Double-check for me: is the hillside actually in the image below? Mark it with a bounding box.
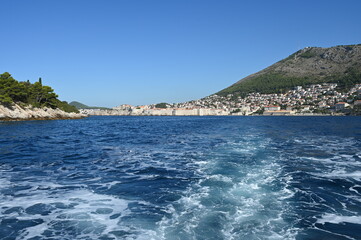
[69,101,109,110]
[218,44,361,96]
[69,101,90,109]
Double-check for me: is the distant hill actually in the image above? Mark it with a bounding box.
[69,101,90,109]
[69,101,109,110]
[218,44,361,96]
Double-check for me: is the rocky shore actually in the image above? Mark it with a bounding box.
[0,104,87,121]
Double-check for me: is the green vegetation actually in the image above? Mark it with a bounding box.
[69,101,90,109]
[299,49,317,58]
[219,73,312,96]
[218,44,361,96]
[230,108,241,113]
[0,72,78,113]
[69,101,109,110]
[334,67,361,91]
[155,102,169,108]
[218,68,361,97]
[254,108,264,115]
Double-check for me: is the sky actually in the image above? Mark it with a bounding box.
[1,0,361,107]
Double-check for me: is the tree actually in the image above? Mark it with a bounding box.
[0,72,77,112]
[0,72,25,104]
[155,102,168,108]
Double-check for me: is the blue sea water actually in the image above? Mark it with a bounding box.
[0,116,361,240]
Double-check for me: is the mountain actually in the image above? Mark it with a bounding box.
[69,101,109,110]
[218,44,361,96]
[69,101,90,109]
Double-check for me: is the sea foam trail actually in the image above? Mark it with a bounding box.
[156,133,297,240]
[1,116,361,240]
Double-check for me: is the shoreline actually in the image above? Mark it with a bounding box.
[0,103,87,122]
[83,113,352,117]
[0,116,86,122]
[80,108,353,117]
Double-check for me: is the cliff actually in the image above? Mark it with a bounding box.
[0,103,87,121]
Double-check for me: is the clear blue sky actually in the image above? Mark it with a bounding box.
[1,0,360,107]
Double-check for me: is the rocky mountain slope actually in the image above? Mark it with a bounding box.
[0,103,86,121]
[218,44,361,96]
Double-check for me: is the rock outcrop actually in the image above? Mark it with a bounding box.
[0,104,87,121]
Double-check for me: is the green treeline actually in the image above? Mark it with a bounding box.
[155,102,169,108]
[0,72,78,113]
[218,67,361,96]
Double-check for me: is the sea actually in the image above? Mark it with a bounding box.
[0,116,361,240]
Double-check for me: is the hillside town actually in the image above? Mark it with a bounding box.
[80,83,361,116]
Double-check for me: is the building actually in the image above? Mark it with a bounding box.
[263,110,294,115]
[264,105,281,111]
[113,104,133,110]
[335,102,349,110]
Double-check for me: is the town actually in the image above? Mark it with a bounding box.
[80,83,361,116]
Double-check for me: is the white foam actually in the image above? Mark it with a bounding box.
[206,174,233,183]
[349,185,361,194]
[1,185,130,240]
[305,155,361,167]
[98,180,122,189]
[156,135,298,240]
[319,170,361,180]
[317,213,361,225]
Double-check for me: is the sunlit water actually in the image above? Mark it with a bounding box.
[1,116,361,240]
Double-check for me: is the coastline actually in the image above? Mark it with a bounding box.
[83,113,347,117]
[80,106,354,117]
[0,116,86,122]
[0,103,87,122]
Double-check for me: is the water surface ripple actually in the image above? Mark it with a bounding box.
[0,116,361,240]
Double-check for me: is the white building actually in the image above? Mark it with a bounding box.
[264,105,281,111]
